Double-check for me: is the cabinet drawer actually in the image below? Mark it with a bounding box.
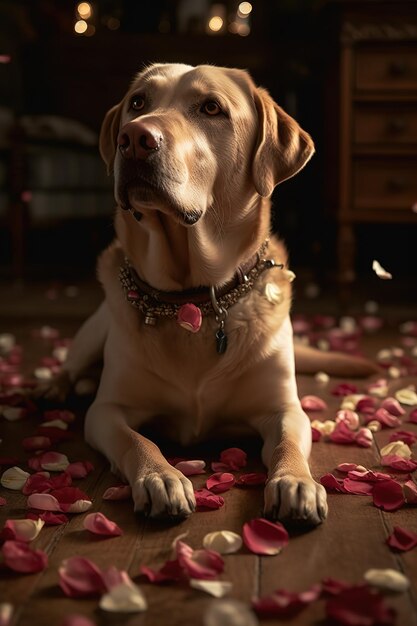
[353,160,417,210]
[354,106,417,145]
[355,48,417,91]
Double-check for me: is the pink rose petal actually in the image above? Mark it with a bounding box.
[206,472,235,494]
[2,540,48,573]
[365,408,401,428]
[325,584,396,626]
[235,473,267,487]
[337,463,360,473]
[300,395,327,411]
[356,396,377,413]
[22,436,52,452]
[174,460,206,476]
[329,421,357,445]
[194,488,224,510]
[342,479,373,495]
[61,615,96,626]
[381,455,417,472]
[219,447,247,470]
[242,518,289,555]
[0,496,6,506]
[253,585,321,619]
[387,526,417,551]
[335,409,359,430]
[102,485,132,501]
[140,560,184,584]
[176,540,224,580]
[388,430,417,446]
[408,408,417,424]
[355,427,373,448]
[320,473,348,493]
[211,461,232,472]
[372,480,405,511]
[347,470,390,482]
[59,557,107,597]
[83,512,123,537]
[65,461,94,479]
[381,397,406,416]
[331,383,358,397]
[177,303,202,333]
[404,480,417,504]
[27,492,62,511]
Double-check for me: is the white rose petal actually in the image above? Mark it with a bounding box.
[315,371,329,384]
[380,441,412,459]
[322,420,336,436]
[204,599,259,626]
[52,346,68,363]
[317,339,330,352]
[203,531,242,554]
[364,568,409,592]
[1,467,30,490]
[42,454,70,472]
[395,388,417,406]
[2,407,26,421]
[67,499,92,513]
[34,367,53,381]
[340,316,357,332]
[372,260,392,280]
[367,420,382,433]
[0,334,15,354]
[388,366,401,379]
[190,579,233,598]
[6,519,44,542]
[377,349,392,361]
[99,581,147,613]
[41,419,68,430]
[264,283,283,305]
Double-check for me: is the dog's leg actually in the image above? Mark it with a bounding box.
[85,402,196,519]
[253,317,328,526]
[36,301,109,402]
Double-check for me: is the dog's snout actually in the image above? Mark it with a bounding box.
[117,121,163,160]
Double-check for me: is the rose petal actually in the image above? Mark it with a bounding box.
[404,480,417,504]
[190,579,233,598]
[337,463,361,473]
[322,578,352,595]
[331,383,358,397]
[51,487,92,512]
[372,259,392,279]
[194,488,224,510]
[204,599,259,626]
[235,473,267,487]
[22,436,52,452]
[395,387,417,406]
[347,469,391,482]
[253,585,321,618]
[219,448,247,470]
[60,615,96,626]
[380,441,412,459]
[389,430,417,446]
[380,397,406,416]
[206,472,235,494]
[387,526,417,551]
[26,511,68,525]
[355,396,377,413]
[326,584,396,626]
[242,518,289,555]
[140,560,183,584]
[312,427,321,442]
[65,461,94,479]
[300,395,327,411]
[372,480,405,511]
[102,485,132,501]
[335,409,360,430]
[59,557,107,597]
[83,512,122,537]
[40,418,68,430]
[1,540,48,573]
[0,457,20,467]
[364,568,409,592]
[381,455,417,472]
[99,580,147,613]
[39,451,70,472]
[2,519,44,542]
[175,540,224,580]
[365,408,401,429]
[42,409,75,423]
[203,531,242,554]
[27,493,62,511]
[0,497,6,506]
[320,473,348,493]
[174,460,206,476]
[342,479,373,495]
[1,466,30,490]
[329,421,357,445]
[0,603,13,626]
[355,427,373,448]
[2,407,28,421]
[35,427,73,444]
[408,409,417,424]
[22,472,52,495]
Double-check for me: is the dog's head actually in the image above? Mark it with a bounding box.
[100,63,314,227]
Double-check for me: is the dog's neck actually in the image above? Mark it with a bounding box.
[115,196,271,291]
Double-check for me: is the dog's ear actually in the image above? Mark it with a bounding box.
[99,103,122,174]
[252,87,315,197]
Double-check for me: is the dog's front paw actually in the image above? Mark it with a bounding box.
[132,469,196,521]
[264,474,328,527]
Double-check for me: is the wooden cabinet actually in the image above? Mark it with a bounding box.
[323,1,417,288]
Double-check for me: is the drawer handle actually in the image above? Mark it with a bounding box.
[387,178,406,192]
[387,117,407,133]
[388,61,409,77]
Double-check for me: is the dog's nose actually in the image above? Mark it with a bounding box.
[117,121,163,160]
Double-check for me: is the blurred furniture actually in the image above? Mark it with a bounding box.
[323,0,417,292]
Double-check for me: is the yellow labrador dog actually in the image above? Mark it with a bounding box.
[43,63,376,525]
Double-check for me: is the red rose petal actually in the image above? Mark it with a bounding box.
[235,473,267,487]
[320,473,348,493]
[35,427,73,444]
[312,427,321,442]
[242,518,289,555]
[219,447,247,470]
[42,409,76,424]
[331,383,358,397]
[356,396,377,413]
[253,585,321,618]
[140,560,183,584]
[27,510,68,525]
[388,430,417,446]
[365,408,401,428]
[404,480,417,504]
[329,421,357,445]
[300,395,327,411]
[22,436,52,452]
[347,470,390,482]
[206,472,235,494]
[322,577,352,595]
[0,496,6,506]
[408,409,417,424]
[59,556,107,597]
[2,540,48,573]
[194,488,224,510]
[176,540,224,580]
[381,455,417,472]
[372,480,405,511]
[326,585,396,626]
[387,525,417,551]
[342,479,373,496]
[0,457,20,467]
[83,512,123,537]
[22,472,52,495]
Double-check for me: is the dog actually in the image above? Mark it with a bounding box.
[40,63,377,525]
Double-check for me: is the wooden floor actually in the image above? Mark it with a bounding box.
[1,313,417,626]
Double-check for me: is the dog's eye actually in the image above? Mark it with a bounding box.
[130,95,145,111]
[201,100,222,116]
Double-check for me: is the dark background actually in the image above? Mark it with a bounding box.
[0,0,415,299]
